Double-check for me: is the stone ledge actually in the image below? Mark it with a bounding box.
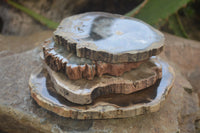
[0,32,199,133]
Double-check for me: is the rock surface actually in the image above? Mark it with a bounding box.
[0,30,52,54]
[160,33,200,104]
[0,0,87,35]
[0,32,199,132]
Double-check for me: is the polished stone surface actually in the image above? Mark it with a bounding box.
[29,57,174,119]
[54,12,164,63]
[41,57,161,104]
[55,12,164,53]
[44,38,92,66]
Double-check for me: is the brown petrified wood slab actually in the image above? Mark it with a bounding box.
[53,12,164,63]
[43,38,144,80]
[41,57,162,104]
[29,57,174,119]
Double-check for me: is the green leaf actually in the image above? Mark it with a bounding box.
[7,0,59,30]
[168,13,188,38]
[125,0,148,17]
[132,0,191,26]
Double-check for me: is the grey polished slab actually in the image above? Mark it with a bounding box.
[54,12,164,63]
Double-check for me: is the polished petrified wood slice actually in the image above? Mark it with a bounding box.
[42,57,162,104]
[29,58,175,119]
[43,38,144,80]
[53,12,164,63]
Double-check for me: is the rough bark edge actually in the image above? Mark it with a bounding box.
[53,12,165,63]
[45,60,162,104]
[54,34,164,63]
[43,38,144,80]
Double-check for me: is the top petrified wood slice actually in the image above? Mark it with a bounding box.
[53,12,164,63]
[43,38,143,80]
[44,57,162,104]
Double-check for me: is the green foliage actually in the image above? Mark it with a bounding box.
[179,0,196,18]
[125,0,148,17]
[7,0,195,38]
[7,0,59,30]
[126,0,191,38]
[127,0,191,25]
[182,5,195,18]
[168,14,188,38]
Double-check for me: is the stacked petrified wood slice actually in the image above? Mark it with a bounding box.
[29,12,175,119]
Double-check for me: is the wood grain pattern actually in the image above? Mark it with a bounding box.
[43,57,162,104]
[53,12,165,63]
[29,57,175,119]
[43,38,144,80]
